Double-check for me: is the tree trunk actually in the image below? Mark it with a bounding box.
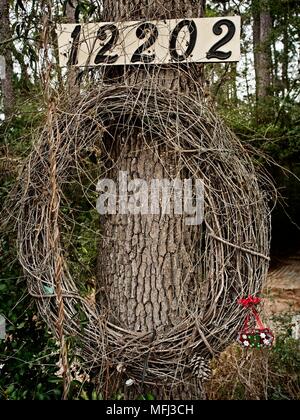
[65,0,79,91]
[252,0,261,101]
[0,0,15,118]
[252,0,273,121]
[258,2,272,100]
[65,0,78,21]
[282,10,290,95]
[97,0,206,399]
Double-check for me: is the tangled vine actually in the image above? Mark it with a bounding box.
[4,81,273,397]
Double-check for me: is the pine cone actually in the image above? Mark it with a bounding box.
[190,354,212,381]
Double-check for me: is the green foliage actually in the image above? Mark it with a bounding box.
[269,330,300,400]
[138,393,156,401]
[0,235,62,400]
[219,99,300,163]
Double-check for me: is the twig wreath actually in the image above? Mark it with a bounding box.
[5,82,273,391]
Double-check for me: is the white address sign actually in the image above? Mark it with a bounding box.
[57,16,241,67]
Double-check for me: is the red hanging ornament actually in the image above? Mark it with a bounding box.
[238,296,262,308]
[237,296,274,349]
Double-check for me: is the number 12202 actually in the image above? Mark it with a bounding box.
[57,17,241,67]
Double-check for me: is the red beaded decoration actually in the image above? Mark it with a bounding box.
[237,296,274,349]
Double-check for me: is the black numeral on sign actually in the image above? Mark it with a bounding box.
[94,24,119,64]
[206,19,236,60]
[67,18,238,66]
[131,23,159,64]
[169,20,197,62]
[68,25,81,66]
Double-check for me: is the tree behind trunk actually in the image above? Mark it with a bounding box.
[252,0,273,121]
[0,0,15,118]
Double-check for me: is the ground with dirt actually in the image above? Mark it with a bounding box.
[265,252,300,317]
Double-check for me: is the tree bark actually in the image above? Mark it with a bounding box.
[0,0,15,118]
[258,1,272,100]
[252,0,261,101]
[65,0,78,21]
[99,136,201,332]
[282,10,290,95]
[65,0,79,91]
[252,0,273,121]
[97,0,206,399]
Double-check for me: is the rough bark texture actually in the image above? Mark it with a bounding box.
[102,0,203,21]
[252,0,261,100]
[0,0,15,118]
[65,0,79,91]
[65,0,78,21]
[97,0,205,399]
[252,0,272,100]
[252,0,273,122]
[99,135,201,332]
[259,3,272,99]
